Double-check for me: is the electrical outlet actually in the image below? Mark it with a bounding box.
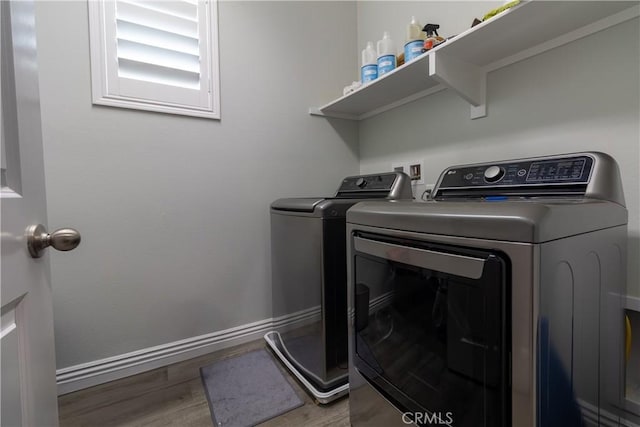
[408,159,425,185]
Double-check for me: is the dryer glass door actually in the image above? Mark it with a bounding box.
[352,233,510,427]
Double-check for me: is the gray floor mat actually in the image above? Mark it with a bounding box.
[200,349,303,427]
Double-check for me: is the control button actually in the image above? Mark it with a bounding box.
[517,169,527,177]
[464,173,474,180]
[484,166,505,183]
[356,178,367,188]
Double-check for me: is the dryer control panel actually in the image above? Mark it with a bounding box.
[439,155,593,188]
[433,154,603,200]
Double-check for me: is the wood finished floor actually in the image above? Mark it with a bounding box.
[58,339,350,427]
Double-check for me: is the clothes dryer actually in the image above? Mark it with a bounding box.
[347,152,627,426]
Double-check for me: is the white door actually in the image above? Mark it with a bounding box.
[1,1,79,425]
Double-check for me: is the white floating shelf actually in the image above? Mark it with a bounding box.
[311,0,639,121]
[310,53,443,120]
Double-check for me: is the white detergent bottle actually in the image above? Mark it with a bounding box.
[404,16,424,62]
[376,31,396,76]
[361,41,378,84]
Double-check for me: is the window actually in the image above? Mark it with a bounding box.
[88,0,220,119]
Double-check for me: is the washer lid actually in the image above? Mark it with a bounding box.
[347,199,627,243]
[271,198,326,213]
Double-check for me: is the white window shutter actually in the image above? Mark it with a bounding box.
[89,0,220,119]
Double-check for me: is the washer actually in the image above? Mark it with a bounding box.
[346,152,627,426]
[265,172,412,403]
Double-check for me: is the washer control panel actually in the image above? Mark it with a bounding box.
[338,173,398,192]
[334,172,413,200]
[438,155,593,189]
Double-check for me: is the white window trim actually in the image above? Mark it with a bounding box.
[88,0,221,119]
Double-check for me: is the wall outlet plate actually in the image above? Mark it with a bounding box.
[408,159,424,185]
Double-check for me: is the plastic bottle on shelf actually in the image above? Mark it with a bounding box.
[360,41,378,84]
[404,16,424,62]
[376,31,396,76]
[422,24,445,52]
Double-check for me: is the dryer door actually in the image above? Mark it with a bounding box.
[352,232,510,427]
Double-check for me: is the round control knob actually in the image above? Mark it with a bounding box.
[484,166,505,183]
[356,178,367,188]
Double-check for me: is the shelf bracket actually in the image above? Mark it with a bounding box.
[429,51,487,119]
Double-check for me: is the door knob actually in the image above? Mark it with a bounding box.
[26,224,81,258]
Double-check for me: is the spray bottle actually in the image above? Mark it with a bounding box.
[376,31,396,76]
[422,24,445,52]
[361,41,378,84]
[404,16,424,62]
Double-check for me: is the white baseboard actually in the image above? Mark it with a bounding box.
[56,306,321,395]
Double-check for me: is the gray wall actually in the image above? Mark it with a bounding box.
[35,1,359,368]
[35,0,640,372]
[357,5,640,297]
